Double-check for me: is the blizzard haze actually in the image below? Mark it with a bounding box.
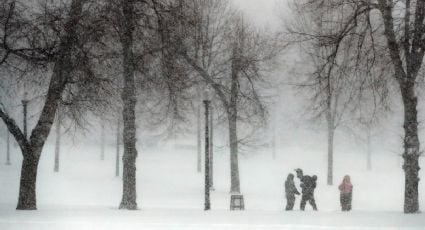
[1,0,425,229]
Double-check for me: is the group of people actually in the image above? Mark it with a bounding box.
[284,168,353,211]
[284,168,318,211]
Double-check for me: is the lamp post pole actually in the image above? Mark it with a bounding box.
[101,120,105,161]
[54,113,61,172]
[22,94,29,139]
[209,105,214,190]
[6,130,10,165]
[204,99,211,211]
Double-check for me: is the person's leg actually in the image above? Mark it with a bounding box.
[309,195,318,211]
[286,196,295,211]
[300,195,307,211]
[347,193,352,211]
[341,194,347,211]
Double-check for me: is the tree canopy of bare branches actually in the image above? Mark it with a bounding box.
[289,0,425,213]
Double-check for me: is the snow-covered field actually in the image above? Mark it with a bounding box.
[1,133,425,230]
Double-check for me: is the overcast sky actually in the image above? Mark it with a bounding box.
[232,0,288,29]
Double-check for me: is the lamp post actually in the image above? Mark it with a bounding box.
[203,89,211,211]
[54,113,61,172]
[6,130,10,165]
[22,93,29,139]
[101,120,105,161]
[209,103,214,190]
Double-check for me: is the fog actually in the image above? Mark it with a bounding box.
[1,0,425,229]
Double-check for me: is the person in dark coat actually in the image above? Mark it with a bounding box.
[295,168,304,181]
[338,175,353,211]
[295,169,318,211]
[285,173,300,210]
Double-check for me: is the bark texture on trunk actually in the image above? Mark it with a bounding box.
[13,0,83,210]
[401,82,420,213]
[119,0,138,210]
[377,0,423,213]
[16,153,40,210]
[204,100,211,210]
[15,62,68,210]
[116,117,121,177]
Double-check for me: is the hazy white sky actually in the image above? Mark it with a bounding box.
[232,0,289,28]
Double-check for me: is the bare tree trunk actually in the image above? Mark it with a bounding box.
[400,82,420,213]
[119,0,138,210]
[16,153,40,210]
[197,98,202,173]
[116,116,121,177]
[272,124,276,160]
[0,0,84,210]
[54,117,61,172]
[100,120,105,161]
[15,69,67,210]
[204,100,211,210]
[326,114,334,186]
[366,127,372,171]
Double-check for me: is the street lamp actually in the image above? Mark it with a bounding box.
[54,113,61,172]
[203,88,212,211]
[6,130,10,165]
[101,119,105,161]
[22,92,29,139]
[209,102,214,191]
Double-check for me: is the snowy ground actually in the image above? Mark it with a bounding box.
[1,135,425,229]
[1,207,425,230]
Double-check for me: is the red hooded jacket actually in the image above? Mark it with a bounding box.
[338,175,353,194]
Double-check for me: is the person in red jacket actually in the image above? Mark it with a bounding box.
[338,175,353,211]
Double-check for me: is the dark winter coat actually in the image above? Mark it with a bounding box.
[300,175,317,195]
[285,174,300,198]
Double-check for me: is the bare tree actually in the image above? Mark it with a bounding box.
[116,0,138,210]
[289,0,423,213]
[0,0,110,210]
[168,0,282,195]
[100,0,201,209]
